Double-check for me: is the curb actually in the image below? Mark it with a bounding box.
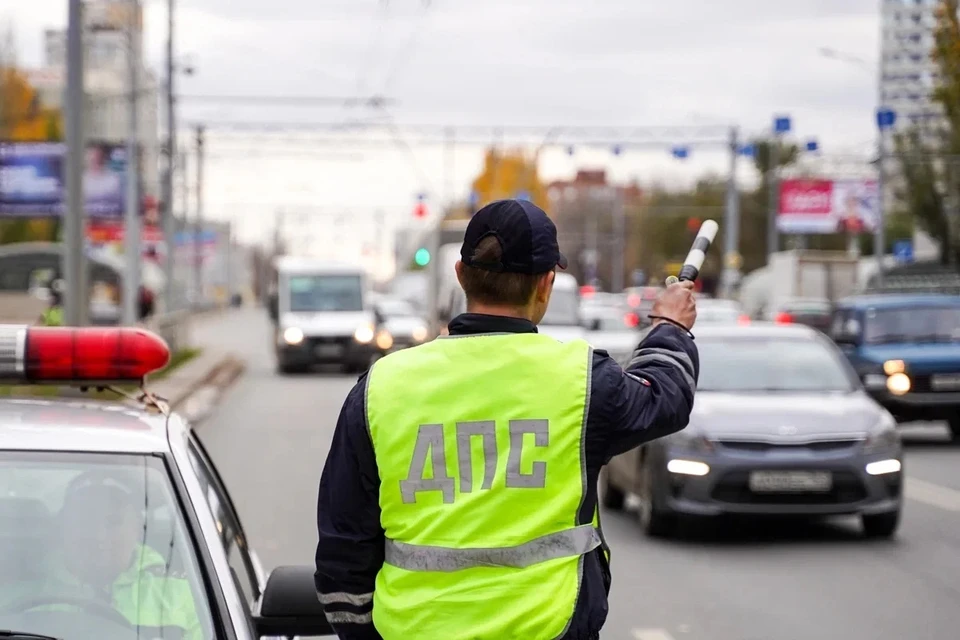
[169,355,247,425]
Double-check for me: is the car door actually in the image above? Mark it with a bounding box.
[184,434,267,616]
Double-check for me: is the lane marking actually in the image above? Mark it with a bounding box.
[905,476,960,512]
[632,629,676,640]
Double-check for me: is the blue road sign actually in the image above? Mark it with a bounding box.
[516,191,531,201]
[774,115,792,134]
[416,192,426,202]
[671,146,690,159]
[612,144,623,156]
[738,144,756,158]
[805,139,819,152]
[877,107,897,130]
[893,240,914,263]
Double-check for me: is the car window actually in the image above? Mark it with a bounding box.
[698,336,856,392]
[186,438,261,604]
[0,451,216,640]
[284,274,363,312]
[863,305,960,344]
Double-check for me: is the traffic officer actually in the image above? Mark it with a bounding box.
[44,475,203,638]
[40,279,64,327]
[316,199,699,640]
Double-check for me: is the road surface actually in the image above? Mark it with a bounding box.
[194,308,960,640]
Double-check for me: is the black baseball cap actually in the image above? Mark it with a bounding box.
[460,199,567,274]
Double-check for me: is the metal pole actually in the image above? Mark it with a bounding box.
[162,0,176,312]
[122,0,141,325]
[767,136,781,262]
[612,188,625,292]
[194,125,204,309]
[722,126,741,296]
[178,148,188,309]
[63,0,88,326]
[874,133,886,287]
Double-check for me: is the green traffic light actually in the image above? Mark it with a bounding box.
[414,248,431,266]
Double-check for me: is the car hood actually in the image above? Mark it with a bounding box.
[690,391,884,440]
[384,316,426,337]
[538,325,587,342]
[859,343,960,374]
[281,311,374,337]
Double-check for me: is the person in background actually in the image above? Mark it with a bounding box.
[40,279,64,327]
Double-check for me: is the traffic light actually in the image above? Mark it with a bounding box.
[414,248,431,267]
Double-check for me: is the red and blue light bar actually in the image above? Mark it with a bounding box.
[0,325,170,384]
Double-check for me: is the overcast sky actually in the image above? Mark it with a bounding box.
[6,0,882,265]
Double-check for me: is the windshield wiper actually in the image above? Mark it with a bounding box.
[0,631,62,640]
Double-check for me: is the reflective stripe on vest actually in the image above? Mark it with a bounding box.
[366,332,595,640]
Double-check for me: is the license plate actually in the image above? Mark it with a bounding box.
[748,471,832,493]
[931,374,960,391]
[314,344,344,358]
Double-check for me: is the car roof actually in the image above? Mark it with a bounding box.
[838,293,960,309]
[694,322,820,340]
[0,398,180,454]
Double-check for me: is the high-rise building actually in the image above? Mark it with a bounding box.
[879,0,942,132]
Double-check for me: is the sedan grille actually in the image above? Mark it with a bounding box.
[717,440,861,453]
[711,470,868,505]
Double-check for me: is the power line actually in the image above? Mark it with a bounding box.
[180,94,396,107]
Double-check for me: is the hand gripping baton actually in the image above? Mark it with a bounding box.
[665,220,719,286]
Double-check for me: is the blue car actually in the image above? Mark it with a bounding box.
[830,294,960,438]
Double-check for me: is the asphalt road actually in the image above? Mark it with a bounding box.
[194,308,960,640]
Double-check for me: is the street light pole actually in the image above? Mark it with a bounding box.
[64,0,88,326]
[122,0,142,326]
[162,0,176,312]
[193,125,205,309]
[722,126,741,296]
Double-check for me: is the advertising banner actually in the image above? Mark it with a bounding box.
[778,178,879,234]
[0,141,128,219]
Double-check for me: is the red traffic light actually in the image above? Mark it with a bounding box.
[414,202,428,219]
[686,217,701,233]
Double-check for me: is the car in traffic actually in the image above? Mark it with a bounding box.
[373,296,431,351]
[0,325,333,640]
[696,298,750,325]
[765,297,833,332]
[582,302,641,364]
[831,293,960,439]
[268,257,388,374]
[601,323,903,539]
[538,272,588,342]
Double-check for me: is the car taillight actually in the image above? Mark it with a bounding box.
[0,326,171,383]
[626,294,641,308]
[737,314,751,325]
[624,312,640,328]
[774,312,793,324]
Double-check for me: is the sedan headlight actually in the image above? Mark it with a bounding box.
[412,325,428,342]
[354,323,375,344]
[666,429,715,454]
[375,329,394,350]
[282,326,304,345]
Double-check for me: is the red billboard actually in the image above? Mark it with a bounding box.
[778,178,878,234]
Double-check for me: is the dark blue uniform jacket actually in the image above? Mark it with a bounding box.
[315,313,700,640]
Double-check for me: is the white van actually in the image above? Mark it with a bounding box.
[538,272,587,342]
[268,257,384,374]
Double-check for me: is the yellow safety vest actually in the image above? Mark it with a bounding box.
[42,307,64,327]
[366,333,599,640]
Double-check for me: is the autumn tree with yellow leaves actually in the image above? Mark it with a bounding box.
[469,148,548,213]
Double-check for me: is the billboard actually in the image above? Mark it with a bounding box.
[0,141,128,219]
[778,178,879,234]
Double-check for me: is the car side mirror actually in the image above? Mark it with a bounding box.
[254,566,335,637]
[267,293,278,322]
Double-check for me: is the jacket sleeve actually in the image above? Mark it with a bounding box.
[593,322,700,462]
[315,372,385,640]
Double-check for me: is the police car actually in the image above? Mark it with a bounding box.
[0,325,332,640]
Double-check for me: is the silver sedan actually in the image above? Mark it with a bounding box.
[601,323,903,539]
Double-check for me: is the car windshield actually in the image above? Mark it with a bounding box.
[698,336,855,392]
[286,274,363,312]
[378,298,417,318]
[864,305,960,344]
[0,452,215,640]
[541,289,580,326]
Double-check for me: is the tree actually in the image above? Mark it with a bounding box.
[893,0,960,264]
[470,148,548,212]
